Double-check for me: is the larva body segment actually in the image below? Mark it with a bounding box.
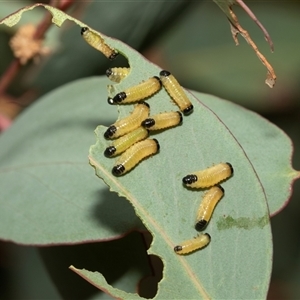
[141,111,182,130]
[104,102,150,139]
[182,163,233,188]
[106,67,130,83]
[81,27,118,60]
[174,233,211,255]
[104,127,149,157]
[195,185,224,231]
[112,139,160,176]
[159,70,193,115]
[111,77,161,104]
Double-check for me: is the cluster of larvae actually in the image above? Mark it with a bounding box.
[81,26,234,256]
[103,68,194,176]
[81,27,193,176]
[174,163,234,255]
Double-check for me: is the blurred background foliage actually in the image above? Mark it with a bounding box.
[0,0,299,299]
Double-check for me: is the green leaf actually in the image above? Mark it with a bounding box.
[199,95,299,216]
[90,88,273,299]
[87,29,298,298]
[0,77,145,244]
[1,74,296,240]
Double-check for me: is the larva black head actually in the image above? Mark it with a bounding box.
[174,245,182,253]
[104,146,116,157]
[195,220,208,231]
[226,162,234,175]
[81,27,88,35]
[183,105,194,116]
[107,97,115,105]
[109,51,119,61]
[182,174,198,185]
[141,118,155,128]
[153,138,160,151]
[159,70,171,77]
[104,125,117,139]
[177,111,183,124]
[113,92,127,103]
[106,68,112,77]
[112,164,125,176]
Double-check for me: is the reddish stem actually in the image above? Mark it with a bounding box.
[0,60,21,95]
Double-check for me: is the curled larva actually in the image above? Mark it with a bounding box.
[104,127,149,157]
[106,67,130,83]
[112,139,160,176]
[104,102,150,139]
[110,77,161,104]
[174,233,211,255]
[81,27,118,60]
[159,70,193,115]
[141,111,182,130]
[195,185,224,231]
[182,163,233,188]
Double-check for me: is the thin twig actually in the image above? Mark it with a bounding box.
[228,8,276,88]
[0,60,20,95]
[235,0,274,52]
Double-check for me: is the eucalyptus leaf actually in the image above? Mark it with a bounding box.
[86,26,298,298]
[89,82,273,298]
[200,94,299,216]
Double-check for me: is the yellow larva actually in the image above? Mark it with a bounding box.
[104,127,149,157]
[182,163,233,188]
[104,102,150,139]
[110,77,161,104]
[141,111,182,130]
[106,67,130,83]
[112,139,160,176]
[195,185,224,231]
[174,233,211,255]
[159,70,193,115]
[81,27,118,60]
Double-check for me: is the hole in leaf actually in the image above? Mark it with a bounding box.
[39,231,163,298]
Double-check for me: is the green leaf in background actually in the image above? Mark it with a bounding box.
[0,77,145,244]
[157,1,300,113]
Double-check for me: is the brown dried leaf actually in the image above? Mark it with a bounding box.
[213,0,276,87]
